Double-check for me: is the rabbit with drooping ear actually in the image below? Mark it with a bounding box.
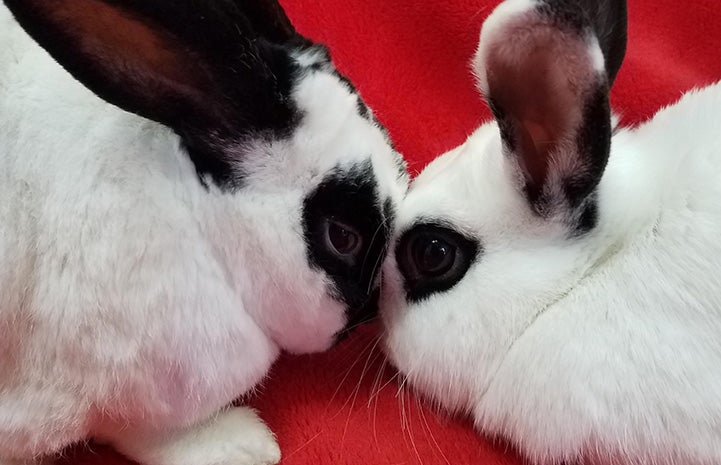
[0,0,408,464]
[380,0,721,463]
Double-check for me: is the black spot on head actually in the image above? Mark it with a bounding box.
[396,220,481,303]
[572,195,599,236]
[181,37,310,189]
[302,160,392,330]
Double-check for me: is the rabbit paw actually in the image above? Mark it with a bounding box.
[108,407,281,465]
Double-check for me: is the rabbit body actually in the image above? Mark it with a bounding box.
[0,3,277,457]
[380,0,721,463]
[477,83,721,463]
[0,0,405,463]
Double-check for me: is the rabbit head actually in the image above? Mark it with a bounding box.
[380,0,640,460]
[3,0,408,355]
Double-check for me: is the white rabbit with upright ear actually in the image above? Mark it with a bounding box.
[0,0,407,464]
[381,0,721,464]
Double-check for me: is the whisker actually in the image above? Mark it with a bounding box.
[399,379,408,431]
[340,335,384,447]
[326,333,378,414]
[417,394,451,465]
[367,353,389,408]
[396,372,411,398]
[365,241,389,295]
[369,351,391,451]
[406,394,423,465]
[358,216,389,291]
[369,369,399,406]
[339,316,378,338]
[282,430,324,461]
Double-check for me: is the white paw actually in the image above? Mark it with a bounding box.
[108,407,281,465]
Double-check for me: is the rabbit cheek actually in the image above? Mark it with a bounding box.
[302,160,394,343]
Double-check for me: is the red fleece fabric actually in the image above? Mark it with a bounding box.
[64,1,721,464]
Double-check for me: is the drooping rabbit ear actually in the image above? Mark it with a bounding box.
[473,0,627,218]
[3,0,298,138]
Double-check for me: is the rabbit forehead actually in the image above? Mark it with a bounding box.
[399,124,531,235]
[237,69,406,196]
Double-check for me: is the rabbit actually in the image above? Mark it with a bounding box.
[379,0,721,464]
[0,0,408,464]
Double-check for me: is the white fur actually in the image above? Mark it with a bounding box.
[472,0,537,95]
[103,407,280,465]
[381,2,721,464]
[0,3,406,463]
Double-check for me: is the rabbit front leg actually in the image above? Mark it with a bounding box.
[100,407,281,465]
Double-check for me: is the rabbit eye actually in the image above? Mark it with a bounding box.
[396,223,479,302]
[325,218,363,257]
[410,237,455,277]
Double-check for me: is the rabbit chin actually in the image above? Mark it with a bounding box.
[266,297,348,355]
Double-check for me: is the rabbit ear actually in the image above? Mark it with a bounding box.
[585,0,627,86]
[4,0,298,139]
[231,0,298,44]
[473,0,627,216]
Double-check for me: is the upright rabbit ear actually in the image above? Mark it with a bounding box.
[474,0,627,220]
[3,0,298,139]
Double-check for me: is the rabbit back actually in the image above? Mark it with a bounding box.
[0,11,277,457]
[476,82,721,464]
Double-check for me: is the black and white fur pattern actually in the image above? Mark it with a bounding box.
[0,0,407,463]
[381,0,721,464]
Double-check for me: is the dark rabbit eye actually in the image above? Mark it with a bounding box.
[411,237,455,277]
[397,223,479,301]
[325,219,363,257]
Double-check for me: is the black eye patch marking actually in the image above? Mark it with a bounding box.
[396,221,481,303]
[302,160,393,321]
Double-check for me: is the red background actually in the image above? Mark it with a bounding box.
[64,0,721,464]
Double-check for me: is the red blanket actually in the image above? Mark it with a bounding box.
[66,0,721,464]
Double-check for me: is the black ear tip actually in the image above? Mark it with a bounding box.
[474,0,619,222]
[586,0,629,84]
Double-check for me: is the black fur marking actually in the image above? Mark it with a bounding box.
[537,0,627,84]
[396,221,480,303]
[231,0,297,44]
[180,141,235,189]
[513,84,610,225]
[302,160,392,329]
[566,85,612,207]
[573,194,599,235]
[489,0,621,223]
[5,0,310,189]
[383,198,396,227]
